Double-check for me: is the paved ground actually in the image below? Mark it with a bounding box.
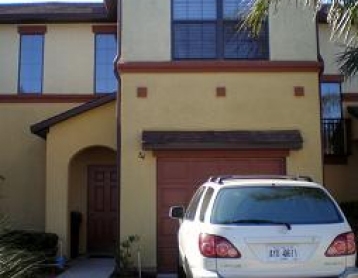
[57,257,115,278]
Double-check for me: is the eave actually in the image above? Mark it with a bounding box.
[31,93,116,139]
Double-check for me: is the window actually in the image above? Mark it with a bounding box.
[185,186,205,221]
[172,0,269,60]
[18,34,44,94]
[321,82,342,119]
[199,187,214,222]
[211,187,343,225]
[95,33,117,94]
[320,82,347,156]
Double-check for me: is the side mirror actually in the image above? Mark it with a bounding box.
[169,206,184,219]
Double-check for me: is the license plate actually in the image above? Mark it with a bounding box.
[267,245,299,261]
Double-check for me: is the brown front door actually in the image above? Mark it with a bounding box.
[88,165,118,255]
[157,151,286,273]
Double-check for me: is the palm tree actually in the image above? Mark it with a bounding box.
[241,0,358,77]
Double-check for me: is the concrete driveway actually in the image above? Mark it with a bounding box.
[57,257,115,278]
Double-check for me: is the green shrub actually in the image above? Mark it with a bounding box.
[0,230,58,258]
[0,216,43,278]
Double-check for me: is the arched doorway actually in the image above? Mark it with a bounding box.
[69,146,117,256]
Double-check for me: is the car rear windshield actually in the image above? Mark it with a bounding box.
[211,186,344,225]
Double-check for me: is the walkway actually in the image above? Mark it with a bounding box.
[57,257,115,278]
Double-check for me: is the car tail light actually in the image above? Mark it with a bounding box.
[325,232,356,257]
[199,233,241,258]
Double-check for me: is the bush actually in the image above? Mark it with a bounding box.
[0,230,58,258]
[0,216,44,277]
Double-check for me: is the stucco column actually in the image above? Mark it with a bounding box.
[46,141,70,257]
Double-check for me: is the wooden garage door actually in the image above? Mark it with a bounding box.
[157,151,285,273]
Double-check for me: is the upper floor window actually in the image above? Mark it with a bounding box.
[172,0,269,60]
[95,33,117,94]
[18,33,45,94]
[321,82,342,119]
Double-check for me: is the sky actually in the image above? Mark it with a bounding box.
[0,0,102,3]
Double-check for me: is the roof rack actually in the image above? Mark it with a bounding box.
[208,175,313,184]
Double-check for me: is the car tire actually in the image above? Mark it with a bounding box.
[178,264,186,278]
[177,254,186,278]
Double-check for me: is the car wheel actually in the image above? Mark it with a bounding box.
[178,264,186,278]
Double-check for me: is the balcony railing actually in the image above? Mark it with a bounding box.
[322,118,351,156]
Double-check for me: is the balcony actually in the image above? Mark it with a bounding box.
[322,118,351,164]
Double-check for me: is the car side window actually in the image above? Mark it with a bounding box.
[199,187,214,222]
[185,186,205,221]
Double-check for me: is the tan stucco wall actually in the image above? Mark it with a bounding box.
[69,147,116,255]
[269,2,317,61]
[121,1,317,62]
[0,25,18,93]
[46,101,116,256]
[120,72,322,268]
[44,24,94,94]
[324,144,358,202]
[0,23,97,95]
[0,103,78,230]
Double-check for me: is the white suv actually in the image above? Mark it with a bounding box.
[169,175,358,278]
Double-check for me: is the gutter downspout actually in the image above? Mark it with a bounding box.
[316,14,325,185]
[114,0,122,272]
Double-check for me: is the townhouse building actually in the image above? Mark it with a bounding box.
[0,0,118,257]
[0,0,357,275]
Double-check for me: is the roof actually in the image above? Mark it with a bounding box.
[142,130,303,150]
[0,2,116,24]
[31,93,116,139]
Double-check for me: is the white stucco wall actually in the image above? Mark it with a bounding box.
[121,0,171,62]
[319,24,358,93]
[0,25,19,93]
[269,1,317,61]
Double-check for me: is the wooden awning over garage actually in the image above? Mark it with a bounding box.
[142,130,303,151]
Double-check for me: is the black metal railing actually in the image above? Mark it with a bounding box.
[322,118,351,156]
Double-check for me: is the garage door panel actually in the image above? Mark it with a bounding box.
[157,154,285,273]
[248,158,285,174]
[160,218,179,237]
[159,188,187,207]
[157,160,190,182]
[157,248,178,271]
[218,159,250,174]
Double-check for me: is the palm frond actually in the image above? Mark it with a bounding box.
[338,45,358,77]
[241,0,358,46]
[240,0,325,36]
[239,0,271,36]
[327,0,358,44]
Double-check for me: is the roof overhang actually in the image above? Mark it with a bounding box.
[31,93,116,139]
[142,130,303,151]
[0,2,116,24]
